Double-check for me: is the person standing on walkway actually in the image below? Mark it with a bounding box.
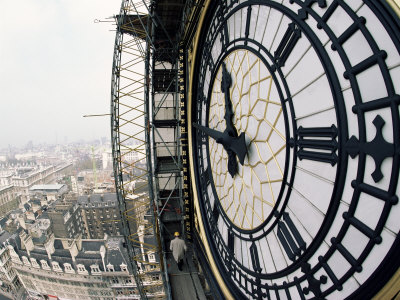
[170,232,187,271]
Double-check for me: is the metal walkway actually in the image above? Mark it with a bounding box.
[166,245,206,300]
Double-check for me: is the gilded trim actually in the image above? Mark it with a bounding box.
[387,0,400,17]
[373,3,400,300]
[372,267,400,300]
[187,0,234,298]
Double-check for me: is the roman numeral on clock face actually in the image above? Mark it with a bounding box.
[212,203,219,223]
[277,212,306,261]
[273,22,301,69]
[201,167,211,186]
[218,5,229,48]
[227,229,235,253]
[244,6,252,44]
[250,242,262,273]
[296,125,338,166]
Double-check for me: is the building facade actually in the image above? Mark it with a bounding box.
[9,235,139,300]
[78,194,122,239]
[29,184,68,201]
[0,232,22,299]
[1,163,72,203]
[48,200,85,239]
[0,186,19,216]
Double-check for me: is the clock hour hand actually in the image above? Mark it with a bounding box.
[221,62,238,138]
[193,123,247,166]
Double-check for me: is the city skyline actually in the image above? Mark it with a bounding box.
[0,1,121,149]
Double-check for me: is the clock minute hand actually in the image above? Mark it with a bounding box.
[193,123,247,165]
[220,62,248,167]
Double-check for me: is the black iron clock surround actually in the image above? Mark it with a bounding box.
[189,1,400,299]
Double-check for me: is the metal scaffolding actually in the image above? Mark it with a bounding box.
[111,1,166,299]
[110,0,196,299]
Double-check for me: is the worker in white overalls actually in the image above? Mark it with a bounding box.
[170,232,187,271]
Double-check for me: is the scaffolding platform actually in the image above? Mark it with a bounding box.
[166,245,207,300]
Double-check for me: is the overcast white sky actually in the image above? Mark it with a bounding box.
[0,0,122,148]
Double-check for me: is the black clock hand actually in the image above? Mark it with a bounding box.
[193,123,247,166]
[221,62,238,138]
[220,62,248,177]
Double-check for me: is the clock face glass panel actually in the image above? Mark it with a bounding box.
[190,1,400,299]
[208,49,287,230]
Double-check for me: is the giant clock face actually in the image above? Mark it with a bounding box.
[189,0,400,299]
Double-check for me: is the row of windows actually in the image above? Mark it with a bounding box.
[0,195,11,203]
[87,214,119,219]
[19,258,105,276]
[83,201,116,208]
[30,285,114,300]
[86,208,118,213]
[116,289,137,296]
[111,278,132,284]
[87,224,121,230]
[19,271,109,288]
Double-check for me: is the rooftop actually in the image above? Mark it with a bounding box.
[30,184,66,191]
[0,185,13,192]
[78,193,117,204]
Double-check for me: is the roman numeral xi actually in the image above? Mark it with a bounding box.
[273,22,301,70]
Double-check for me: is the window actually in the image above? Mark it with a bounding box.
[77,264,88,274]
[112,278,119,284]
[52,262,62,272]
[107,264,114,272]
[90,264,101,274]
[120,264,128,272]
[64,263,74,273]
[22,256,31,266]
[40,260,50,270]
[148,254,156,262]
[31,257,40,268]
